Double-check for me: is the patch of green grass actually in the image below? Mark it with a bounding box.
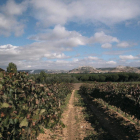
[74,90,85,107]
[0,72,3,78]
[96,98,140,127]
[61,93,71,111]
[39,128,45,134]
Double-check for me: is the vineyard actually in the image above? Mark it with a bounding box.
[0,72,73,140]
[79,82,140,139]
[0,70,140,139]
[79,82,140,121]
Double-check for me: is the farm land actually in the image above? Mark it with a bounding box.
[0,69,140,140]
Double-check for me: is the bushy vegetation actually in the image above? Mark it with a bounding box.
[27,72,140,84]
[71,73,140,82]
[0,71,73,139]
[79,83,140,121]
[28,72,78,84]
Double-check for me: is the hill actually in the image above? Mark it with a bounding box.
[110,66,140,73]
[17,66,140,74]
[69,66,101,73]
[69,66,140,73]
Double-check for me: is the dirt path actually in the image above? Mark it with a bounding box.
[62,90,77,140]
[38,90,94,140]
[62,90,94,140]
[67,90,78,139]
[38,84,140,139]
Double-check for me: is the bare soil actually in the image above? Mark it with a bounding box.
[37,89,94,140]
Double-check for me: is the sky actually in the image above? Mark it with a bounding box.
[0,0,140,70]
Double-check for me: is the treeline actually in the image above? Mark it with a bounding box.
[71,73,140,82]
[4,62,140,83]
[28,72,140,84]
[28,72,79,84]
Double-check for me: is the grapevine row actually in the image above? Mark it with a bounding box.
[79,82,140,120]
[0,72,73,140]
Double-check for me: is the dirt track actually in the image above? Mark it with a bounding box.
[38,84,140,140]
[66,90,78,139]
[38,89,95,140]
[62,90,77,140]
[62,90,94,140]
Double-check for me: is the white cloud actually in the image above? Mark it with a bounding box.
[30,0,140,27]
[119,55,138,60]
[0,44,19,55]
[1,0,140,37]
[30,0,70,27]
[44,53,70,59]
[106,61,116,65]
[0,45,138,70]
[29,25,78,41]
[29,26,119,47]
[29,25,86,47]
[0,0,28,36]
[73,58,79,62]
[0,43,70,64]
[88,56,99,60]
[101,43,112,48]
[0,25,124,70]
[28,27,119,59]
[117,42,130,48]
[30,25,86,45]
[1,0,27,16]
[89,31,119,44]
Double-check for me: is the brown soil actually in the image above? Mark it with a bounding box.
[37,89,94,140]
[73,83,83,90]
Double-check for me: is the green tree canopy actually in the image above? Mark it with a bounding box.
[7,62,17,73]
[99,75,106,82]
[38,71,47,83]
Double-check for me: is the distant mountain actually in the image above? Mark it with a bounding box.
[18,65,140,74]
[97,67,115,71]
[69,66,140,74]
[69,66,101,73]
[109,66,140,73]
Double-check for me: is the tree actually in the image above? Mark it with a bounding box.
[7,62,17,73]
[111,74,119,82]
[118,73,129,82]
[39,71,47,83]
[89,75,99,81]
[99,75,106,82]
[80,75,89,81]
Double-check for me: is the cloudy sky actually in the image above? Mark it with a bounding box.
[0,0,140,70]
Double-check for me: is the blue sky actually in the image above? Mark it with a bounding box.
[0,0,140,70]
